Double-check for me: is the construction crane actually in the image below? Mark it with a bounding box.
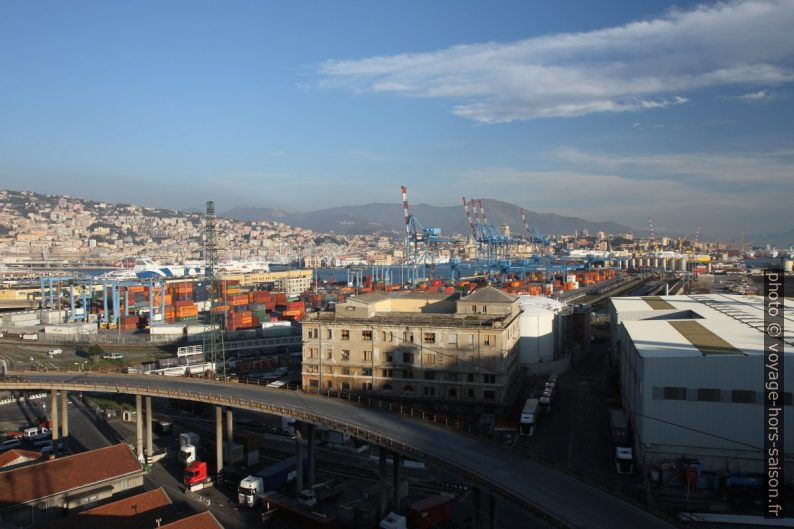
[648,217,656,251]
[401,185,451,286]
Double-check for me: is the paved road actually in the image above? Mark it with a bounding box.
[1,372,676,529]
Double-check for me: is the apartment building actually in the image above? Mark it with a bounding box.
[301,286,521,415]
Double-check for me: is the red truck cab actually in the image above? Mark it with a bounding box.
[184,460,207,486]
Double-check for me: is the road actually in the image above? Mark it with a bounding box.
[1,372,677,529]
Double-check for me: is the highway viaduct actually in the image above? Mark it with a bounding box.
[0,372,677,529]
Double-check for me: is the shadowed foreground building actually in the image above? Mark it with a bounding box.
[0,444,144,527]
[302,287,522,416]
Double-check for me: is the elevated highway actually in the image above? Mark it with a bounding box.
[0,372,676,529]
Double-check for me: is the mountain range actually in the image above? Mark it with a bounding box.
[222,199,632,237]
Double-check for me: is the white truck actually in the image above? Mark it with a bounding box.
[179,432,200,465]
[47,349,63,358]
[520,398,539,436]
[297,479,346,508]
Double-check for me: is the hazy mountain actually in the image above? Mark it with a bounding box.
[222,199,632,236]
[746,228,794,249]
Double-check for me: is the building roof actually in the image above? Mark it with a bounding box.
[462,286,518,303]
[518,295,564,315]
[613,294,793,358]
[33,488,175,529]
[0,449,42,468]
[0,444,142,505]
[160,511,224,529]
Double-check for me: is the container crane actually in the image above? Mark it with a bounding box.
[401,185,451,286]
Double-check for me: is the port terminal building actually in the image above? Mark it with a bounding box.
[610,294,793,479]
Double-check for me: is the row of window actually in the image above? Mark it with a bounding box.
[303,365,498,384]
[306,378,497,399]
[305,348,505,371]
[305,328,498,347]
[655,386,792,405]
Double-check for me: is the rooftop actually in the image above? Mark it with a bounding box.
[0,449,42,469]
[462,286,518,303]
[0,444,142,506]
[159,511,224,529]
[613,294,793,358]
[33,488,175,529]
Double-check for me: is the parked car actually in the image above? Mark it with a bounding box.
[102,353,124,360]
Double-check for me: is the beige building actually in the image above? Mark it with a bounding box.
[302,287,522,415]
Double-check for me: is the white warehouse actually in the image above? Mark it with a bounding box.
[518,296,565,371]
[610,294,793,478]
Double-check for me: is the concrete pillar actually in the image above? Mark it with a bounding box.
[295,423,304,495]
[215,405,223,478]
[145,396,153,461]
[307,424,316,487]
[392,451,402,514]
[135,394,143,460]
[226,407,233,446]
[378,447,387,518]
[50,390,59,445]
[488,494,497,529]
[60,390,68,443]
[472,486,481,529]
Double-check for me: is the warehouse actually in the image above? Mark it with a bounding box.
[610,294,794,478]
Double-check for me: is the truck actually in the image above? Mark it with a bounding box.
[47,349,63,358]
[297,479,346,509]
[261,492,342,529]
[519,398,539,436]
[183,460,212,489]
[179,432,200,465]
[238,455,308,507]
[153,420,172,436]
[281,416,296,437]
[379,495,453,529]
[609,409,633,475]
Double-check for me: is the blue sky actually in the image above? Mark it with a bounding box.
[0,0,792,238]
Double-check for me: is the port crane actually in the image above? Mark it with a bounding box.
[401,185,451,286]
[461,197,521,266]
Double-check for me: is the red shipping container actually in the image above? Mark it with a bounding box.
[174,300,194,308]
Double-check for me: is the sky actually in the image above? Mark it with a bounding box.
[0,0,792,239]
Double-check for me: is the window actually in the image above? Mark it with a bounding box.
[389,332,394,342]
[732,390,756,404]
[383,383,393,392]
[362,382,372,391]
[341,329,350,340]
[326,349,333,360]
[381,331,387,341]
[403,352,414,364]
[362,367,372,376]
[309,380,319,388]
[448,388,457,398]
[424,332,436,344]
[362,330,372,341]
[697,388,721,402]
[467,374,474,383]
[483,390,495,400]
[341,381,350,391]
[341,367,350,375]
[424,371,436,380]
[483,374,496,384]
[663,387,687,400]
[307,348,315,359]
[403,385,414,394]
[424,353,435,365]
[471,305,477,313]
[467,389,475,398]
[341,350,350,361]
[326,329,332,339]
[483,335,491,346]
[385,352,393,363]
[404,369,414,379]
[363,350,372,362]
[424,386,436,396]
[306,328,318,339]
[482,305,487,313]
[409,333,415,343]
[326,380,333,390]
[382,369,393,378]
[448,334,458,345]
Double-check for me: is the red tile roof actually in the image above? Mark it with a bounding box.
[0,444,142,505]
[0,449,43,468]
[160,511,224,529]
[33,488,175,529]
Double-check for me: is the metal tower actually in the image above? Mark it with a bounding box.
[401,185,451,285]
[203,201,226,379]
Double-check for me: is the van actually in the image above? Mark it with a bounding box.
[47,349,63,358]
[102,353,123,360]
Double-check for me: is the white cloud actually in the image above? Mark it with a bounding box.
[737,89,771,101]
[317,0,794,122]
